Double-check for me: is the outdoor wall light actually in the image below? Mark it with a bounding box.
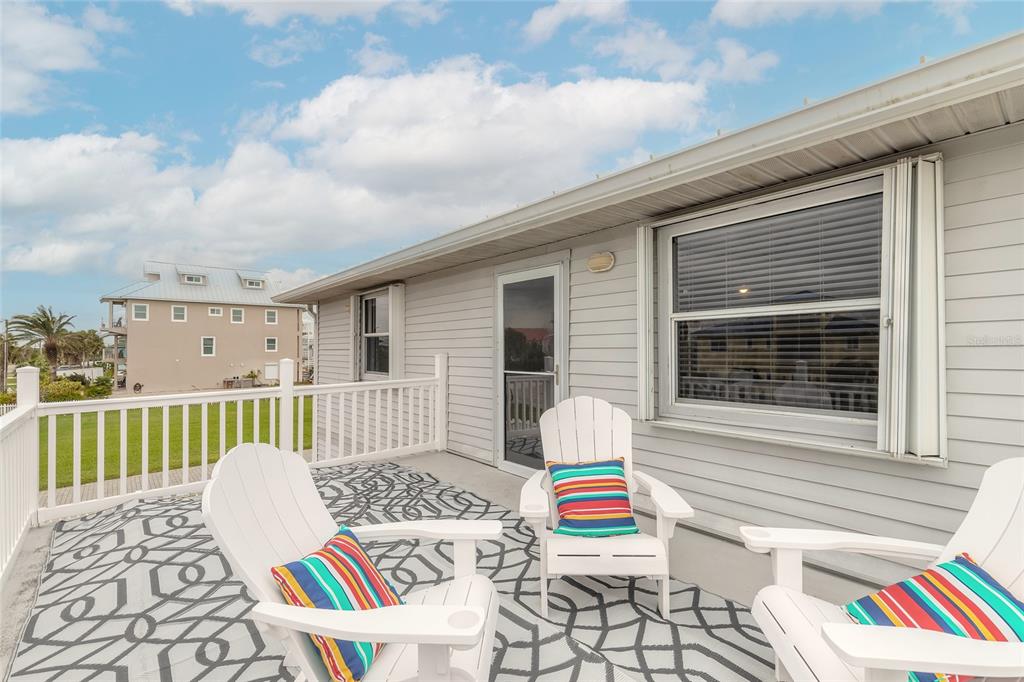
[586,251,615,273]
[738,287,750,294]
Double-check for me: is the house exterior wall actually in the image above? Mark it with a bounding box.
[124,299,301,393]
[314,122,1024,588]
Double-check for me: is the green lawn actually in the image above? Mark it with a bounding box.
[39,396,313,491]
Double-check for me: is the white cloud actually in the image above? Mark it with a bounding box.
[165,0,443,27]
[593,19,695,81]
[710,0,883,28]
[249,22,323,67]
[523,0,628,45]
[2,57,707,277]
[354,33,407,75]
[0,3,126,114]
[703,38,779,83]
[934,0,974,34]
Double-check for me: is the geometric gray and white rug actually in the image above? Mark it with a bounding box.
[8,461,772,681]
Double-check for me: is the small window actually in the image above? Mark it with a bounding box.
[182,274,205,285]
[208,307,223,317]
[171,305,187,322]
[244,279,264,289]
[361,291,389,376]
[132,303,149,321]
[265,337,278,352]
[230,308,244,324]
[201,336,216,357]
[265,309,278,325]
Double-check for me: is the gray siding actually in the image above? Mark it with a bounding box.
[313,123,1023,585]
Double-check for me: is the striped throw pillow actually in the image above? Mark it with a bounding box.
[546,458,639,537]
[844,552,1024,682]
[271,526,403,682]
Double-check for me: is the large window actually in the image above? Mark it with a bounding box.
[132,303,149,321]
[171,305,188,322]
[201,336,215,357]
[652,160,947,460]
[230,308,244,324]
[671,192,882,417]
[360,291,389,376]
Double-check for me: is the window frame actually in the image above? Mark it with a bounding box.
[200,336,216,357]
[171,304,188,322]
[265,336,278,352]
[265,309,278,325]
[359,289,391,379]
[654,173,886,445]
[131,303,149,321]
[244,279,264,289]
[208,306,223,317]
[182,274,205,285]
[230,308,244,324]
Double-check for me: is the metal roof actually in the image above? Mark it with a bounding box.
[275,32,1024,304]
[102,261,304,307]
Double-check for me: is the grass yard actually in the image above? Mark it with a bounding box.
[39,396,313,491]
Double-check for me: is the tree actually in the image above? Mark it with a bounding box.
[10,306,76,381]
[60,330,104,365]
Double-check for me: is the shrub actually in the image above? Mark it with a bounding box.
[66,372,92,386]
[85,375,113,398]
[42,379,85,402]
[0,391,15,405]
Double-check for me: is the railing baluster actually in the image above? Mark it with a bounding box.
[253,398,260,444]
[386,388,393,451]
[325,393,333,460]
[201,403,209,481]
[297,393,305,454]
[427,385,434,446]
[339,393,346,458]
[141,408,149,492]
[374,389,382,454]
[182,405,189,485]
[416,386,423,445]
[270,396,276,447]
[235,399,243,448]
[72,413,82,503]
[119,410,127,496]
[162,405,170,489]
[362,389,370,456]
[97,410,105,501]
[47,415,56,508]
[219,401,226,461]
[311,394,318,461]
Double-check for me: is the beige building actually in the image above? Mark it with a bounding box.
[102,262,303,393]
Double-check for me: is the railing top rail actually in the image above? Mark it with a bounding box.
[294,376,438,395]
[37,385,283,414]
[0,404,35,435]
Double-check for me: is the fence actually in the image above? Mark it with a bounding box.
[0,355,448,588]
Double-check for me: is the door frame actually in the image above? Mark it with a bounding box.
[493,255,569,476]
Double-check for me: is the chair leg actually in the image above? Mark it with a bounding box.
[540,574,549,618]
[775,656,789,682]
[659,576,670,617]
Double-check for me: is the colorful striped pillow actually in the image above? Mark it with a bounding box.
[545,458,639,537]
[844,552,1024,682]
[271,526,403,682]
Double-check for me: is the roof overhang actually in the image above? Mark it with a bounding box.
[275,32,1024,304]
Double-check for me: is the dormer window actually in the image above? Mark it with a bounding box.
[182,274,206,285]
[244,279,264,289]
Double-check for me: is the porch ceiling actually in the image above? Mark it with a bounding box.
[275,33,1024,303]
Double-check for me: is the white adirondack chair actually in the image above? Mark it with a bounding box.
[518,396,694,618]
[741,457,1024,682]
[202,443,503,682]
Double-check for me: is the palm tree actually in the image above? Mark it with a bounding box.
[60,330,105,366]
[10,306,76,381]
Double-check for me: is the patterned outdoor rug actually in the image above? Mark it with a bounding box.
[7,461,772,681]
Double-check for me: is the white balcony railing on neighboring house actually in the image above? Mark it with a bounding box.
[0,355,449,590]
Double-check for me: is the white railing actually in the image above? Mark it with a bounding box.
[505,373,554,435]
[0,356,449,586]
[0,369,39,588]
[0,403,17,417]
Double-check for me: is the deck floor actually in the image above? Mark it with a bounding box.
[8,458,772,681]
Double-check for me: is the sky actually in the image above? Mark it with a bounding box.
[1,0,1022,329]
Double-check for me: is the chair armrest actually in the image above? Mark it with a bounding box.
[632,471,694,520]
[519,470,550,523]
[351,520,503,542]
[740,527,944,560]
[251,602,485,647]
[823,623,1024,678]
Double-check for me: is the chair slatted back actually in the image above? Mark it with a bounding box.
[939,457,1024,597]
[539,397,634,525]
[202,443,338,682]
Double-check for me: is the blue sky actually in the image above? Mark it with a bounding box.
[2,0,1022,328]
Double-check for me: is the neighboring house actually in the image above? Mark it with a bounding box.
[275,35,1024,600]
[101,262,303,393]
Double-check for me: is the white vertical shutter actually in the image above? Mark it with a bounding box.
[878,155,946,459]
[636,224,656,421]
[388,283,405,379]
[348,294,360,381]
